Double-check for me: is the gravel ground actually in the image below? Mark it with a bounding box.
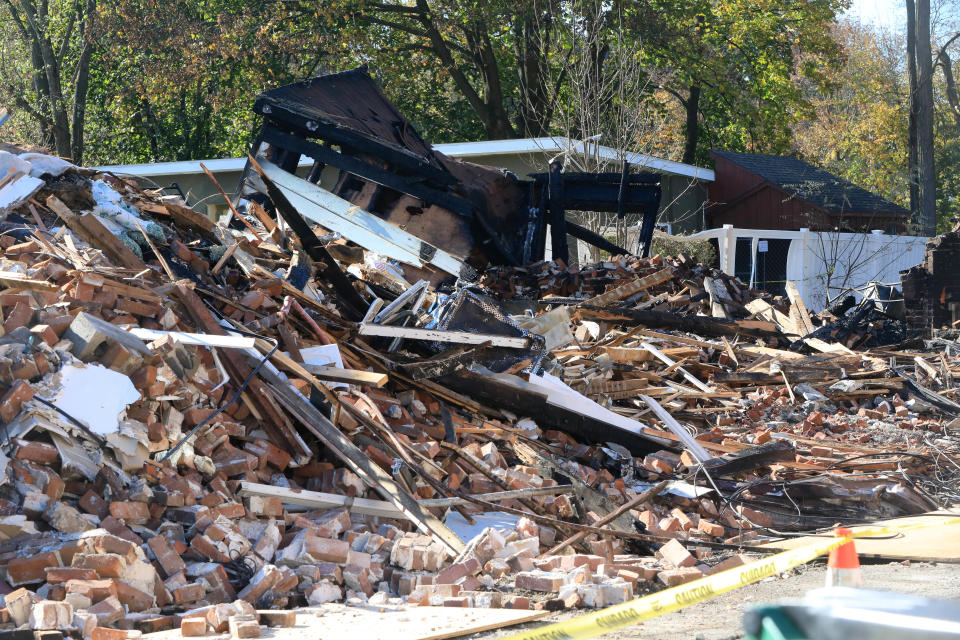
[476,559,960,640]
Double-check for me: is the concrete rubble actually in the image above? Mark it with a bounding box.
[0,138,955,640]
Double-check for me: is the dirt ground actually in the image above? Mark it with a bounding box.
[477,559,960,639]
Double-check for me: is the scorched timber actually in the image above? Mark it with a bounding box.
[578,304,781,338]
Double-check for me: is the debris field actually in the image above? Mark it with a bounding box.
[0,73,957,640]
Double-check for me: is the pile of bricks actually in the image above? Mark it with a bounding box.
[0,150,954,640]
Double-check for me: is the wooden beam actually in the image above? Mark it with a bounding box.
[581,268,673,307]
[263,374,465,555]
[579,305,781,338]
[301,364,388,387]
[238,482,573,514]
[358,323,530,348]
[47,196,148,272]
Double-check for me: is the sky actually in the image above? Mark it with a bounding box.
[846,0,907,30]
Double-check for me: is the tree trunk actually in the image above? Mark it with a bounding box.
[939,49,960,127]
[70,0,96,166]
[414,0,514,140]
[515,15,549,136]
[474,25,515,139]
[25,0,72,158]
[906,0,920,223]
[915,0,937,235]
[682,85,701,165]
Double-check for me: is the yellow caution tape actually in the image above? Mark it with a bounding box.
[500,516,960,640]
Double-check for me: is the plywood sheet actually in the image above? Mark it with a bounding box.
[760,511,960,563]
[146,606,548,640]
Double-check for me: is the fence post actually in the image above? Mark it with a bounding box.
[799,228,809,304]
[722,224,736,276]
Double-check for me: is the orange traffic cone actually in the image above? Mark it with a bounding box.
[825,527,863,587]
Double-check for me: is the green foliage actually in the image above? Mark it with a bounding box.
[651,234,717,266]
[0,0,956,241]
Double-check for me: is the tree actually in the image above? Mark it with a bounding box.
[0,0,97,163]
[630,0,846,165]
[87,0,337,164]
[915,0,937,236]
[791,22,910,209]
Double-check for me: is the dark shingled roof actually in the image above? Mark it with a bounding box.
[711,150,909,215]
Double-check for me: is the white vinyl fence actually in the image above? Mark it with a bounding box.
[687,225,929,312]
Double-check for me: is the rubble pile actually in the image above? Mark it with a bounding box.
[0,144,955,640]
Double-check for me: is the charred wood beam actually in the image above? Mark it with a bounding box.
[247,155,368,320]
[254,100,455,186]
[260,127,475,218]
[578,305,782,339]
[548,161,569,265]
[700,439,796,476]
[566,221,628,256]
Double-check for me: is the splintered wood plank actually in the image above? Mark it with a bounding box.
[142,606,549,640]
[746,298,798,336]
[582,267,673,307]
[0,271,58,291]
[300,364,389,387]
[46,196,148,271]
[785,281,814,335]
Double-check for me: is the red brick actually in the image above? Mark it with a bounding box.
[108,501,150,525]
[656,539,696,568]
[514,571,563,592]
[45,567,98,584]
[0,380,34,423]
[6,550,59,585]
[88,596,124,626]
[181,618,208,637]
[304,536,350,564]
[65,579,119,602]
[697,519,725,538]
[79,490,109,519]
[3,303,34,333]
[72,554,125,578]
[91,627,140,640]
[172,582,205,605]
[13,439,58,465]
[656,567,703,586]
[114,580,156,612]
[148,535,186,577]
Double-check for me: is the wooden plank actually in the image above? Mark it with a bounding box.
[760,512,960,563]
[301,364,388,387]
[641,342,713,393]
[359,323,530,348]
[785,281,814,336]
[238,481,572,512]
[579,305,781,338]
[266,377,465,555]
[804,337,856,355]
[581,267,673,307]
[0,271,57,291]
[239,483,403,517]
[746,298,798,336]
[142,607,549,640]
[47,196,148,272]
